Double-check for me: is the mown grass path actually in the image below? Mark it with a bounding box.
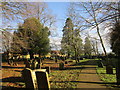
[77,60,109,89]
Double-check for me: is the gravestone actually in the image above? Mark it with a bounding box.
[35,70,50,90]
[45,66,50,74]
[106,65,113,74]
[97,61,103,68]
[22,68,38,89]
[36,59,42,69]
[65,61,68,64]
[59,62,64,70]
[31,59,38,70]
[24,59,30,68]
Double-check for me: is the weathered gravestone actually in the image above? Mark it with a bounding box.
[36,59,42,69]
[65,61,68,64]
[31,59,38,70]
[24,59,30,68]
[22,68,38,89]
[35,70,50,90]
[97,60,104,68]
[59,62,64,70]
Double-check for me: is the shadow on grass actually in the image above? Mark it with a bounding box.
[2,86,24,90]
[2,66,24,69]
[70,59,98,66]
[50,80,117,85]
[1,77,24,83]
[49,60,99,70]
[1,77,25,90]
[14,70,22,72]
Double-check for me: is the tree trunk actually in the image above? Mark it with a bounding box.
[96,24,113,74]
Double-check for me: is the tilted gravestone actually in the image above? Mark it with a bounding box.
[35,70,50,90]
[22,68,38,89]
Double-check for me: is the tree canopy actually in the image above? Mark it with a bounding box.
[12,17,50,59]
[61,18,83,58]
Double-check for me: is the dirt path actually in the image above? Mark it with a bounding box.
[77,60,109,89]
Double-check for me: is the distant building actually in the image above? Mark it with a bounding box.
[50,50,61,55]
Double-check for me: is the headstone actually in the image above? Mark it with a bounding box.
[106,65,113,74]
[45,66,50,74]
[31,59,38,70]
[22,68,38,89]
[36,63,41,69]
[24,59,30,68]
[35,70,50,90]
[36,59,42,69]
[59,62,64,70]
[98,61,103,68]
[65,61,68,64]
[55,59,57,63]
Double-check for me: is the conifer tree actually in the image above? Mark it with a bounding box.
[84,37,92,56]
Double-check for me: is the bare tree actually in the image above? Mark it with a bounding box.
[67,2,119,74]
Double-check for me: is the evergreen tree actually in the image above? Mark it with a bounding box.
[61,18,83,59]
[84,37,92,56]
[14,17,50,59]
[61,18,74,57]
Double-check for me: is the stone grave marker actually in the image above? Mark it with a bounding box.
[65,61,68,64]
[97,60,103,68]
[24,59,30,68]
[59,62,64,70]
[22,68,38,89]
[35,70,50,90]
[36,59,42,69]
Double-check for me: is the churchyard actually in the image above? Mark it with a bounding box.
[1,57,119,89]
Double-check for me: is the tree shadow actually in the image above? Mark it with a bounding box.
[1,77,25,90]
[70,60,98,66]
[50,80,116,85]
[14,70,22,72]
[2,86,24,90]
[1,77,24,83]
[2,66,24,69]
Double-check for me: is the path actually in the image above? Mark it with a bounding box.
[77,60,109,89]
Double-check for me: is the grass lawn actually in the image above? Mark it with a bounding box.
[49,59,90,88]
[1,59,91,88]
[49,69,81,88]
[96,67,119,88]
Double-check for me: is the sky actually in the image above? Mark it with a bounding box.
[47,2,69,36]
[47,2,69,50]
[46,2,112,53]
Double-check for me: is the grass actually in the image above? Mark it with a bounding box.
[96,67,118,88]
[48,59,91,88]
[49,69,81,88]
[1,59,92,88]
